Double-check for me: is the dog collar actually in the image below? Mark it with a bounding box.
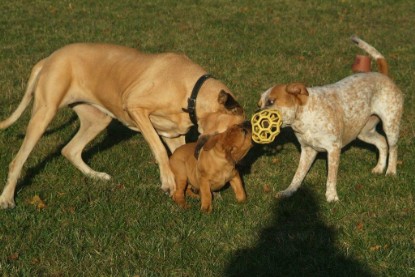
[185,74,213,125]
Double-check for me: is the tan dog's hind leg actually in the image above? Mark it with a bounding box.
[0,107,57,208]
[127,109,176,194]
[325,148,341,202]
[61,104,112,180]
[229,173,246,203]
[357,116,388,174]
[277,146,318,199]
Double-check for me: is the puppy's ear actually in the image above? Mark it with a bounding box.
[218,90,244,115]
[286,83,309,105]
[202,134,220,152]
[194,135,210,158]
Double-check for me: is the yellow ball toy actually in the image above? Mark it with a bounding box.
[251,109,283,144]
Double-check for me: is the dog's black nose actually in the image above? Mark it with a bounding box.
[240,120,252,129]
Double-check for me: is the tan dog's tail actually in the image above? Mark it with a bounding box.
[0,59,45,129]
[351,35,388,76]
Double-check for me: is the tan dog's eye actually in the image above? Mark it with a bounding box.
[267,99,275,106]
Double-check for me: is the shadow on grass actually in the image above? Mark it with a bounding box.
[224,187,375,277]
[16,119,136,193]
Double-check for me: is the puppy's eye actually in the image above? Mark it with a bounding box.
[266,99,275,106]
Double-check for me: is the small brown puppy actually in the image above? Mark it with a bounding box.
[170,122,252,212]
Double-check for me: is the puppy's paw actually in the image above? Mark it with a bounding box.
[178,202,191,210]
[201,204,212,214]
[326,192,339,203]
[0,195,16,209]
[236,195,247,203]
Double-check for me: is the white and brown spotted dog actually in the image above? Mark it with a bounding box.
[258,36,403,202]
[0,44,245,208]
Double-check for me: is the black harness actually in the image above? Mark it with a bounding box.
[185,74,213,125]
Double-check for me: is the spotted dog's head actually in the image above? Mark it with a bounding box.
[257,83,309,127]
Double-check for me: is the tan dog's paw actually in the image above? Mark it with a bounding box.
[371,165,385,174]
[325,192,339,202]
[0,195,16,209]
[90,171,111,180]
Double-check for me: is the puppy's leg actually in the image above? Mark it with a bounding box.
[127,110,176,194]
[198,178,212,213]
[229,173,246,203]
[277,146,317,199]
[62,104,112,180]
[357,116,388,174]
[170,161,189,209]
[325,148,341,202]
[0,107,57,209]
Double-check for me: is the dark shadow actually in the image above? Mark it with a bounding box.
[225,187,375,277]
[82,120,136,162]
[17,115,78,139]
[15,119,137,194]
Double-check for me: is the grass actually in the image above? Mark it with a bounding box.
[0,0,414,276]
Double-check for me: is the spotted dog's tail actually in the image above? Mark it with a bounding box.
[351,35,388,76]
[0,59,45,129]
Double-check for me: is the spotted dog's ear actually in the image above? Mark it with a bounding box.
[218,90,244,115]
[286,83,309,105]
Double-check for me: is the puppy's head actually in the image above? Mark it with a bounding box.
[198,121,252,164]
[198,90,245,134]
[257,83,309,126]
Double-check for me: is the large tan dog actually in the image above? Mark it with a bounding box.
[258,36,403,202]
[170,122,252,213]
[0,43,245,209]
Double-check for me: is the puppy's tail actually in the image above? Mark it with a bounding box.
[351,35,388,76]
[0,59,45,129]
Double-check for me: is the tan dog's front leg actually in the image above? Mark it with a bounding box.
[199,178,213,213]
[277,146,318,199]
[128,110,176,194]
[229,172,246,203]
[325,148,341,202]
[162,136,186,154]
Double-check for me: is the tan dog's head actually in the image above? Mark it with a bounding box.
[198,89,245,135]
[257,83,309,127]
[197,121,252,164]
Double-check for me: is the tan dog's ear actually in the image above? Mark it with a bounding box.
[286,83,309,105]
[218,90,244,115]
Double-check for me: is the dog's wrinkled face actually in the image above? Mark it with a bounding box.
[198,90,245,134]
[199,122,252,163]
[258,83,309,127]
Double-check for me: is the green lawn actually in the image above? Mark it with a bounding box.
[1,0,414,276]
